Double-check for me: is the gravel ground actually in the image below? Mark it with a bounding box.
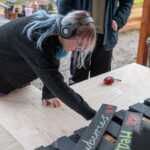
[32,30,139,90]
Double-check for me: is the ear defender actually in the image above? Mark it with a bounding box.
[60,16,94,39]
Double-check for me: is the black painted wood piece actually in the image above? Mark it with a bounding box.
[114,111,143,150]
[73,104,117,150]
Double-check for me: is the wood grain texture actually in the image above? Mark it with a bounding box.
[0,63,150,149]
[0,85,88,149]
[0,124,24,150]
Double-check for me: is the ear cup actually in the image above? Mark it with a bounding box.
[60,26,72,38]
[60,24,78,38]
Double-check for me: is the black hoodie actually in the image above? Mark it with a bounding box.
[0,15,96,120]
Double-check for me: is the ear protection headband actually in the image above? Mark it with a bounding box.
[60,16,94,39]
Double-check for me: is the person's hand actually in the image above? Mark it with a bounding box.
[111,20,118,31]
[42,98,61,108]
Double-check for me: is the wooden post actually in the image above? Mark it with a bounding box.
[137,0,150,66]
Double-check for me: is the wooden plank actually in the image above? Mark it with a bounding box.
[129,103,150,119]
[113,110,126,124]
[137,0,150,65]
[131,127,150,150]
[114,111,143,150]
[105,120,121,138]
[0,124,24,150]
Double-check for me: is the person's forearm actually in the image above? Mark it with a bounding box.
[26,56,96,120]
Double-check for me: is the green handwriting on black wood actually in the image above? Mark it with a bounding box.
[115,131,132,150]
[82,114,109,150]
[73,104,117,150]
[115,111,143,150]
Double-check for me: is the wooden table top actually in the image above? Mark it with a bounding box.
[0,63,150,150]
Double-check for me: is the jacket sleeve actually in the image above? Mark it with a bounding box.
[113,0,134,29]
[57,0,73,15]
[25,55,96,120]
[42,85,56,100]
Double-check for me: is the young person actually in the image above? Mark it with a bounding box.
[0,10,96,120]
[57,0,134,85]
